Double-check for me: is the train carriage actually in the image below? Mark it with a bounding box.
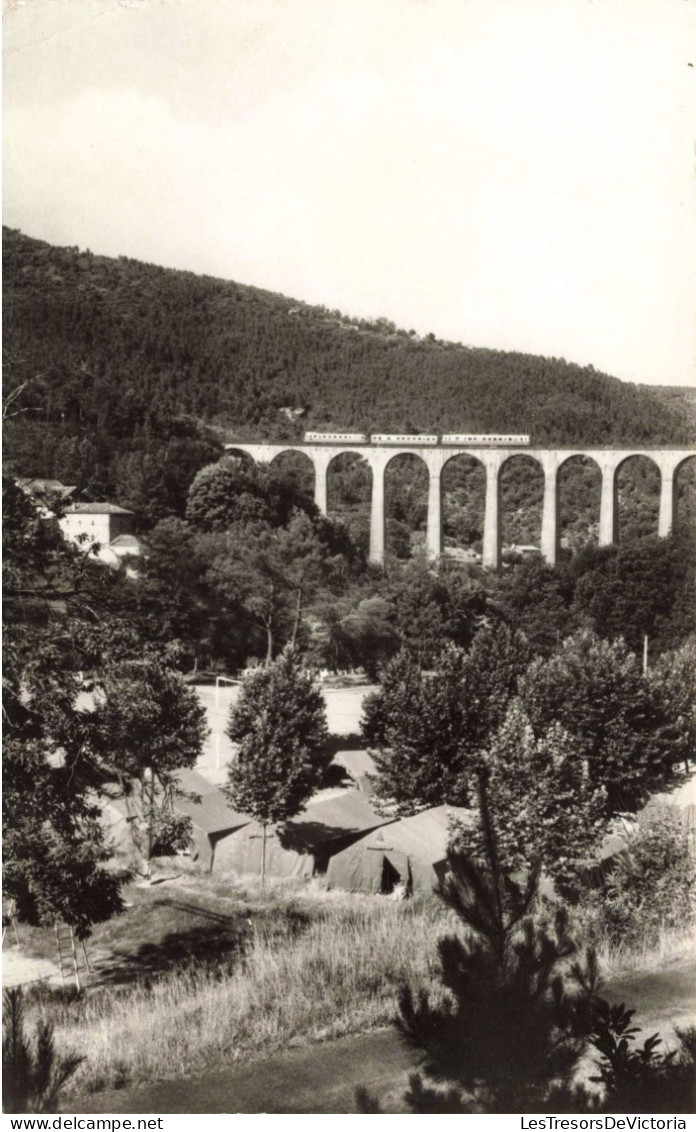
[441,434,530,446]
[303,432,368,444]
[370,434,439,445]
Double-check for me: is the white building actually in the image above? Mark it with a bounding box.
[59,502,141,565]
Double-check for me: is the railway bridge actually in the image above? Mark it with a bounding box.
[225,441,696,569]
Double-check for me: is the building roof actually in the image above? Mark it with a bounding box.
[110,534,141,547]
[64,502,134,515]
[18,478,77,499]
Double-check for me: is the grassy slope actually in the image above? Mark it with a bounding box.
[19,873,451,1096]
[16,868,694,1100]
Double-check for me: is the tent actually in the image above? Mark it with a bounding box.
[331,749,377,795]
[173,767,251,869]
[213,789,395,878]
[97,768,250,870]
[326,804,473,895]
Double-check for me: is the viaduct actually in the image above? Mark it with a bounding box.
[225,442,696,569]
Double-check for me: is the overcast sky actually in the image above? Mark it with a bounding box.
[4,0,696,387]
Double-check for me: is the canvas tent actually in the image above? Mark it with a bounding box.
[173,767,250,869]
[326,804,473,895]
[579,772,696,886]
[98,768,250,870]
[331,749,377,795]
[213,789,394,878]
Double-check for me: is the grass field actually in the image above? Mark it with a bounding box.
[18,872,453,1096]
[14,866,695,1101]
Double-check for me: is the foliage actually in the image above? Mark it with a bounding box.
[4,227,694,574]
[186,457,314,533]
[588,1003,696,1114]
[649,638,696,771]
[363,624,531,813]
[520,630,683,813]
[2,477,128,933]
[579,805,696,950]
[572,529,696,656]
[388,829,599,1112]
[92,652,209,874]
[2,988,84,1114]
[133,517,249,671]
[493,557,577,656]
[309,592,400,678]
[225,648,330,877]
[450,701,607,891]
[363,648,473,810]
[383,558,489,665]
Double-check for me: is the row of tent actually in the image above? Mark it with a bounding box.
[100,765,474,894]
[100,761,696,895]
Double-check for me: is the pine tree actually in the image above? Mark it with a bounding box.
[2,988,84,1114]
[367,778,600,1113]
[225,647,330,882]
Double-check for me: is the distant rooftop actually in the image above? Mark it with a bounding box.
[64,502,133,515]
[110,533,141,547]
[18,478,77,499]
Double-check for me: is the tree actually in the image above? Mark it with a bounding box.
[362,647,474,811]
[135,518,248,671]
[2,478,126,934]
[3,988,84,1114]
[186,458,275,531]
[362,624,531,813]
[520,630,682,814]
[493,557,576,656]
[186,457,316,535]
[311,593,399,677]
[649,638,696,773]
[93,651,209,877]
[572,530,696,656]
[357,789,696,1114]
[225,648,330,881]
[383,558,489,666]
[376,786,600,1113]
[449,701,607,892]
[3,476,208,927]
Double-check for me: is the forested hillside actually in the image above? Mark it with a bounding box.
[4,227,693,521]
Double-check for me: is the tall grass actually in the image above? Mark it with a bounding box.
[47,894,453,1096]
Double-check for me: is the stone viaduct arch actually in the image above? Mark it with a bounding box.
[225,442,696,569]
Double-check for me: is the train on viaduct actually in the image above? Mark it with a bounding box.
[224,433,696,569]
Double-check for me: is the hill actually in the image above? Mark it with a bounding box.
[4,228,693,512]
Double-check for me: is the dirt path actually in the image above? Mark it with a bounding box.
[70,959,696,1115]
[2,948,62,988]
[71,1029,417,1115]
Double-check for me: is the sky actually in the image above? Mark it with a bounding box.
[4,0,696,387]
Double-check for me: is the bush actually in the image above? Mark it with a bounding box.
[580,805,696,950]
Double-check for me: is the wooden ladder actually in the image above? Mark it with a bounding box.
[2,900,20,947]
[54,921,92,991]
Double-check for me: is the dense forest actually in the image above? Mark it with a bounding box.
[4,227,694,528]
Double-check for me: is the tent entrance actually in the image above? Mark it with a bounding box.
[380,851,412,896]
[380,857,400,894]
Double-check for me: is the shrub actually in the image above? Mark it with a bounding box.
[581,805,696,950]
[589,1003,696,1113]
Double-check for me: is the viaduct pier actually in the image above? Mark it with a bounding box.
[225,441,696,569]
